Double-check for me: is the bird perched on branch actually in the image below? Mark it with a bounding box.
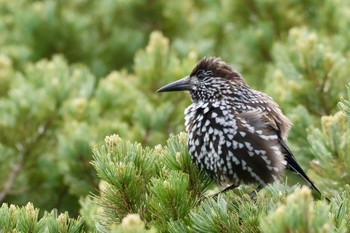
[157,56,325,198]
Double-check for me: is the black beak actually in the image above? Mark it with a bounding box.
[157,76,191,92]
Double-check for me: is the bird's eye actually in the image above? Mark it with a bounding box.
[196,70,206,79]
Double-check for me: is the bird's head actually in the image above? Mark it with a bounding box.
[157,57,245,102]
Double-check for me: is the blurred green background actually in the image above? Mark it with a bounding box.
[0,0,350,232]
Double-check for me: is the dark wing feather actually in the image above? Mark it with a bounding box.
[278,137,322,195]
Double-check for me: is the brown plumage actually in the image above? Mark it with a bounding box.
[157,57,323,196]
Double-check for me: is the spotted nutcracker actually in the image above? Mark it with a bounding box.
[157,57,324,198]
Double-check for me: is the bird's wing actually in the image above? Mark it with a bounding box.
[263,109,321,194]
[227,110,287,185]
[250,109,322,195]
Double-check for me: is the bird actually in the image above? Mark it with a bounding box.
[157,56,324,198]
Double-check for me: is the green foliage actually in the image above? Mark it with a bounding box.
[2,129,350,232]
[330,186,350,232]
[86,135,350,232]
[265,27,350,165]
[260,187,336,233]
[338,84,350,119]
[0,55,13,97]
[260,185,350,233]
[0,30,193,218]
[88,133,211,232]
[307,112,350,196]
[0,0,146,76]
[266,27,348,117]
[0,55,98,215]
[110,214,156,233]
[1,0,350,232]
[162,133,212,198]
[0,202,84,233]
[148,170,195,231]
[91,134,159,227]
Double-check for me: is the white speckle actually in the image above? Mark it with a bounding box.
[232,156,240,165]
[239,131,246,137]
[214,129,220,135]
[212,112,218,118]
[204,157,209,166]
[261,155,271,165]
[260,134,278,140]
[197,114,203,121]
[232,141,238,149]
[220,158,225,164]
[241,160,247,170]
[238,143,244,149]
[223,128,230,134]
[244,142,253,151]
[215,117,226,125]
[228,151,234,158]
[204,134,209,142]
[240,119,247,124]
[189,145,196,153]
[195,138,200,146]
[233,173,239,182]
[242,124,255,133]
[212,102,220,108]
[209,142,214,150]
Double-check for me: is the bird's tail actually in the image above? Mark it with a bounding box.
[279,139,329,201]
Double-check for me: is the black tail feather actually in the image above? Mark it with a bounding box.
[279,138,324,196]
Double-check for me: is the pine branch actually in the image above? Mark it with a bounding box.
[0,154,23,202]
